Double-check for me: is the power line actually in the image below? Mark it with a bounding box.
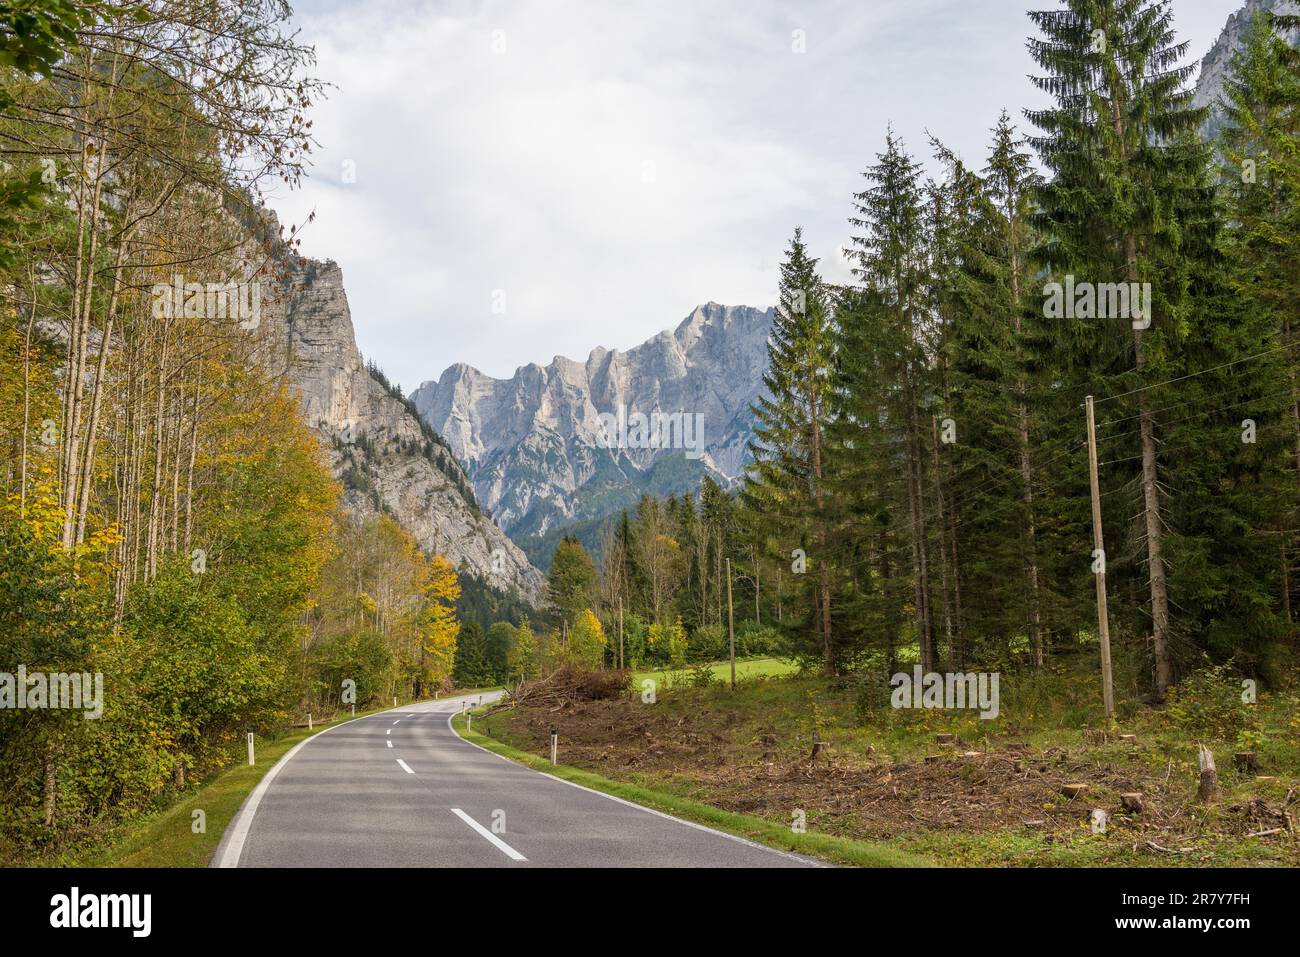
[1092,335,1300,408]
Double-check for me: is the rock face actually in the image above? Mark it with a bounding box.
[1194,0,1300,136]
[258,253,545,600]
[410,302,774,559]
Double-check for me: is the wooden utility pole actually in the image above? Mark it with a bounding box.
[726,557,736,691]
[1085,396,1115,720]
[618,595,624,670]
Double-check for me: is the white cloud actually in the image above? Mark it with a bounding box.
[267,0,1242,388]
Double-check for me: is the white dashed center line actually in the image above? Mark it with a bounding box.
[396,758,414,774]
[386,740,392,748]
[450,808,527,861]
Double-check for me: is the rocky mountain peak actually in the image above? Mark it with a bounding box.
[410,303,774,564]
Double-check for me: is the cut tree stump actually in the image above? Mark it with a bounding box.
[1234,752,1259,773]
[1118,734,1137,743]
[1083,729,1108,746]
[1061,783,1089,799]
[935,733,955,745]
[1197,744,1220,803]
[1121,792,1145,813]
[808,741,827,762]
[924,754,943,764]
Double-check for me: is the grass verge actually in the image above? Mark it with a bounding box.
[452,710,931,868]
[59,702,407,867]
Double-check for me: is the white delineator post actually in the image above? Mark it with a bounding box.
[308,713,313,730]
[550,727,558,765]
[247,732,255,766]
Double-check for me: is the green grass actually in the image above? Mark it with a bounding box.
[469,664,1300,868]
[632,656,799,687]
[57,702,406,867]
[453,710,930,868]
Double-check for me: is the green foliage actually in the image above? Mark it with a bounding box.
[1164,664,1258,738]
[506,616,539,683]
[452,621,493,687]
[546,534,597,630]
[567,608,606,669]
[485,621,516,683]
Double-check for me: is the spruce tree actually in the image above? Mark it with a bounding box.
[840,130,938,672]
[452,620,491,686]
[933,116,1057,667]
[741,228,837,672]
[1026,0,1215,698]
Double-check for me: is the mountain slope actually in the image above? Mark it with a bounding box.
[1194,0,1300,137]
[259,251,545,600]
[410,303,773,558]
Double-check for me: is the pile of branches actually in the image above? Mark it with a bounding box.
[498,665,631,712]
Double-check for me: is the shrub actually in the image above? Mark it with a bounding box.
[1164,664,1257,738]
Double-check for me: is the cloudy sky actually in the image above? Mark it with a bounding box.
[267,0,1242,389]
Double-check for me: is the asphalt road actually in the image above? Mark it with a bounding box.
[214,692,818,868]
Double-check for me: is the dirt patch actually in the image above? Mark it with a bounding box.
[490,695,1298,857]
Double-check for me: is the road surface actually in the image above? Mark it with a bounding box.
[214,693,818,868]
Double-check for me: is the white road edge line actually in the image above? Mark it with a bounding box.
[212,693,487,868]
[213,707,396,868]
[396,758,414,774]
[450,808,527,861]
[445,710,822,867]
[386,729,391,735]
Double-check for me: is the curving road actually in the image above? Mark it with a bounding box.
[213,693,818,868]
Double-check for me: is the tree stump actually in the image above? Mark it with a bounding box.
[1234,752,1259,773]
[1061,783,1089,799]
[935,733,955,745]
[1197,744,1219,803]
[1083,729,1108,746]
[1118,734,1137,743]
[1120,792,1145,813]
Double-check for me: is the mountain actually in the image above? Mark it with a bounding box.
[1194,0,1300,137]
[410,302,774,564]
[257,248,546,601]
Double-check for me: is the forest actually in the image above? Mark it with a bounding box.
[519,5,1299,716]
[1,0,1297,871]
[0,0,463,857]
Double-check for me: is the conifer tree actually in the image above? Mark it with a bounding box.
[452,620,491,687]
[840,131,938,671]
[1026,0,1215,698]
[741,227,837,672]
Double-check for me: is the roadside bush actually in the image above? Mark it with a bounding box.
[690,624,726,661]
[739,622,782,657]
[687,663,718,688]
[1164,663,1258,738]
